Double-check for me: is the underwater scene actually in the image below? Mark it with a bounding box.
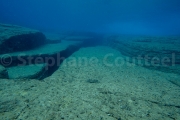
[0,0,180,120]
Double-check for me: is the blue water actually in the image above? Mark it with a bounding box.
[0,0,180,35]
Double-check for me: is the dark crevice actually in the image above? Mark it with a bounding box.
[168,80,180,88]
[43,34,104,79]
[147,99,180,109]
[43,44,82,79]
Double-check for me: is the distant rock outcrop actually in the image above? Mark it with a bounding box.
[106,35,180,75]
[0,23,46,54]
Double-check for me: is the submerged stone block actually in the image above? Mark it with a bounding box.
[7,64,47,79]
[0,23,46,54]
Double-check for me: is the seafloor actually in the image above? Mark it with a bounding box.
[0,32,180,119]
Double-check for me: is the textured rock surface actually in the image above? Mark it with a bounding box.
[0,46,179,120]
[0,65,8,78]
[0,23,46,54]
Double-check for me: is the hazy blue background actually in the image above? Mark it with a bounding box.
[0,0,180,35]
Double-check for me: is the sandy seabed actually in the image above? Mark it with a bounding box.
[0,46,180,120]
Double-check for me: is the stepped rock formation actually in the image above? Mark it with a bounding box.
[0,23,94,79]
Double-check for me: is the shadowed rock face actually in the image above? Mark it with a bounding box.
[0,24,46,54]
[0,65,8,79]
[0,32,46,54]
